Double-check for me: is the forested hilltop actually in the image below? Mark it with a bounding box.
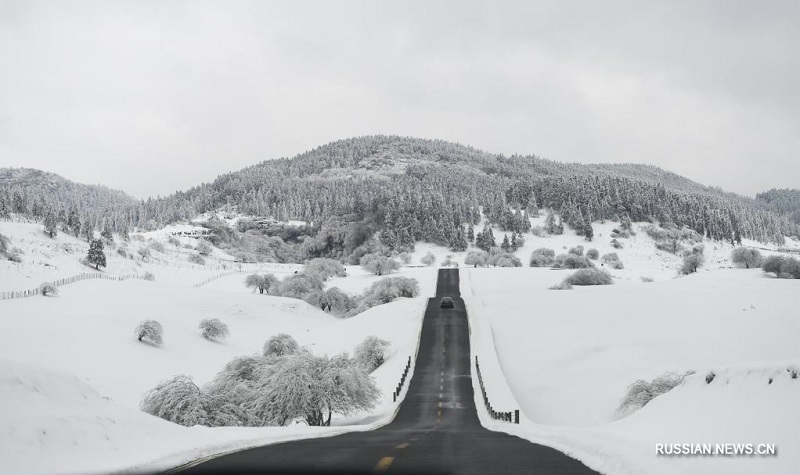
[2,136,797,259]
[0,168,137,237]
[756,189,800,226]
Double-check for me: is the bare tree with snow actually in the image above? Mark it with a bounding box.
[354,336,390,372]
[135,320,164,345]
[140,375,210,426]
[731,247,763,269]
[263,333,300,357]
[199,318,230,341]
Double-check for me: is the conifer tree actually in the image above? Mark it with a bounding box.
[501,234,511,252]
[449,226,468,252]
[545,211,557,234]
[87,239,106,270]
[467,223,475,243]
[44,209,58,238]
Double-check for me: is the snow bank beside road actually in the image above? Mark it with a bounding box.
[0,276,427,474]
[464,267,800,475]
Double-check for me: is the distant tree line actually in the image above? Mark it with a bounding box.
[3,136,797,256]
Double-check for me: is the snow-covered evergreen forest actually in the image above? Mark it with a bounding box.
[2,137,798,260]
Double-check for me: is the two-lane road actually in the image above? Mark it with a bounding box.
[179,269,598,474]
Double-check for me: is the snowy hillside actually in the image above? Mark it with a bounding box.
[2,210,798,474]
[461,265,800,475]
[0,220,436,474]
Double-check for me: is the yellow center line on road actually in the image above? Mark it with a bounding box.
[374,456,394,473]
[396,443,410,449]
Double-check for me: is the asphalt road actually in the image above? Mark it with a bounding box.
[177,269,598,475]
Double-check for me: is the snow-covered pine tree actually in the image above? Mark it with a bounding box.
[44,208,58,238]
[501,234,510,252]
[101,224,113,243]
[545,211,557,234]
[449,226,468,252]
[87,239,106,270]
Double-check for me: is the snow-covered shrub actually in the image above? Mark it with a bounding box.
[549,281,573,290]
[529,248,555,267]
[196,240,212,256]
[0,233,8,255]
[441,256,455,267]
[305,258,347,281]
[199,318,230,341]
[731,247,763,269]
[244,273,278,294]
[553,254,594,269]
[397,252,412,264]
[116,248,127,258]
[586,248,599,260]
[354,336,390,372]
[360,253,400,276]
[762,255,800,279]
[465,250,488,267]
[188,254,206,265]
[568,245,584,256]
[263,333,301,357]
[610,228,630,239]
[143,271,155,281]
[641,276,654,283]
[138,247,151,260]
[779,257,800,279]
[263,352,380,426]
[655,240,684,254]
[202,356,274,426]
[601,252,619,263]
[564,268,613,286]
[167,236,180,247]
[140,375,210,426]
[421,252,436,267]
[531,226,548,238]
[488,253,522,267]
[642,225,701,244]
[611,238,624,249]
[617,371,694,416]
[601,252,624,269]
[39,282,58,297]
[278,273,324,299]
[135,320,163,345]
[680,253,704,275]
[303,287,358,315]
[362,276,419,307]
[149,241,165,253]
[564,268,613,285]
[762,255,785,276]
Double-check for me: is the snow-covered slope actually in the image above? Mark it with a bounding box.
[0,220,434,474]
[462,267,800,475]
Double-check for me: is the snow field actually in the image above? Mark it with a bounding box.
[0,246,435,474]
[463,267,800,475]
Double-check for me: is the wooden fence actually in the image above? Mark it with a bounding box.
[0,272,145,301]
[192,263,306,288]
[475,355,519,424]
[392,356,413,402]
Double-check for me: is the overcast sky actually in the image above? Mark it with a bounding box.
[1,0,798,199]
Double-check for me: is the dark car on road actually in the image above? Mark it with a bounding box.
[439,297,454,308]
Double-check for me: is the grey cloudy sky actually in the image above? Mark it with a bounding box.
[1,0,798,199]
